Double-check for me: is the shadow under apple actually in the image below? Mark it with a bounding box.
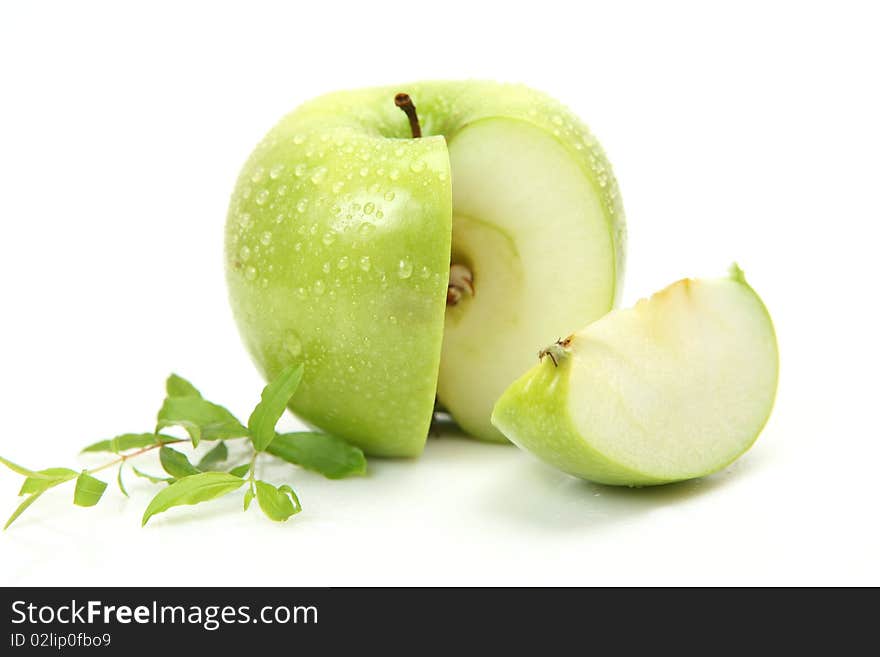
[476,444,761,533]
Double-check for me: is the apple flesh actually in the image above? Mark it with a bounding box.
[491,266,778,485]
[439,118,620,442]
[225,81,624,456]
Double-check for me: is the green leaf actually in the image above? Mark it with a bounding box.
[117,464,129,497]
[229,464,250,478]
[0,456,57,479]
[81,433,181,454]
[247,364,304,452]
[73,472,108,507]
[166,373,203,399]
[243,488,254,511]
[156,397,248,448]
[132,467,173,485]
[159,446,201,479]
[142,472,245,526]
[196,442,228,471]
[279,485,301,512]
[254,480,301,522]
[19,467,78,495]
[4,492,45,530]
[267,432,366,479]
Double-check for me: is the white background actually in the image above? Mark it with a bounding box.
[1,1,877,586]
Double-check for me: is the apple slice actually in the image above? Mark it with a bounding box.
[438,119,620,442]
[491,266,778,485]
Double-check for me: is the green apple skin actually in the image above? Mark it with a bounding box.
[491,267,779,485]
[225,81,625,456]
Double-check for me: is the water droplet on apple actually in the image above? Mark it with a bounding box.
[295,242,302,252]
[310,167,327,184]
[294,163,307,177]
[322,232,336,246]
[296,199,309,214]
[419,265,431,279]
[255,190,269,205]
[358,255,371,271]
[293,134,305,145]
[239,245,252,261]
[269,164,284,179]
[332,181,344,193]
[277,185,287,197]
[389,169,400,181]
[239,213,253,228]
[337,256,350,270]
[260,278,269,288]
[363,202,375,215]
[375,210,383,219]
[275,213,285,224]
[312,280,326,296]
[397,259,413,279]
[359,167,369,177]
[245,266,257,281]
[260,231,272,245]
[296,287,307,299]
[251,166,265,183]
[409,160,425,173]
[322,262,331,274]
[437,171,447,181]
[384,191,395,202]
[283,330,303,357]
[394,147,404,157]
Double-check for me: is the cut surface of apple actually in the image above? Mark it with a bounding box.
[225,81,624,455]
[439,118,619,442]
[491,266,778,485]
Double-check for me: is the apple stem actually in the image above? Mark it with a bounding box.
[394,93,422,139]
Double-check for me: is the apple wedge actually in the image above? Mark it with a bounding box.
[491,266,778,485]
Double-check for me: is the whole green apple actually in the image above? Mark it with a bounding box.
[225,81,624,456]
[491,266,779,485]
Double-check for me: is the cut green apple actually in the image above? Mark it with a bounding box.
[225,81,624,456]
[491,266,778,485]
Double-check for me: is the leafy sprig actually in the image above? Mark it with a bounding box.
[0,366,366,529]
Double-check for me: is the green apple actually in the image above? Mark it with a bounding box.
[225,81,624,456]
[491,266,778,485]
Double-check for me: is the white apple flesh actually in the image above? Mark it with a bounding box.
[491,266,778,485]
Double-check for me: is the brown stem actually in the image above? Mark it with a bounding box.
[394,93,422,138]
[86,441,177,475]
